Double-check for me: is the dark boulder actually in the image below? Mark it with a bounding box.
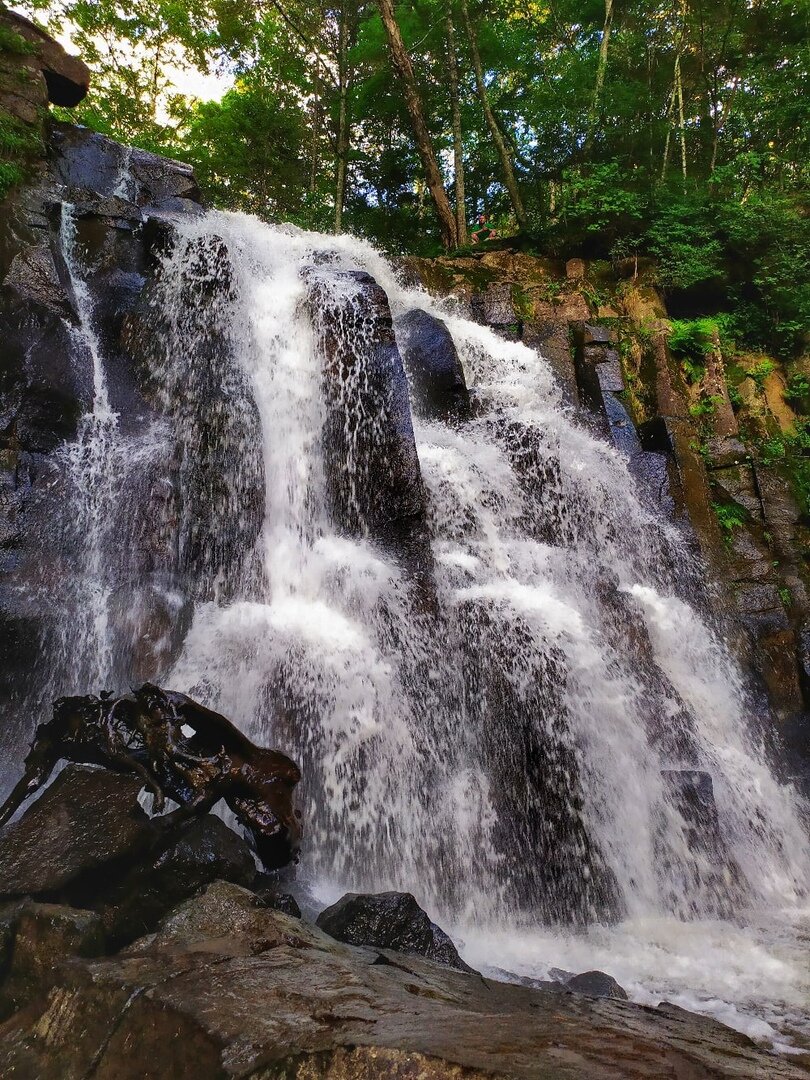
[394,308,470,421]
[304,268,429,566]
[94,815,256,947]
[564,970,628,1000]
[315,891,474,973]
[250,872,303,918]
[0,765,154,900]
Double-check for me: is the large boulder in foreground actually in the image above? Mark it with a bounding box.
[315,890,474,973]
[395,308,470,421]
[0,880,804,1079]
[0,766,153,900]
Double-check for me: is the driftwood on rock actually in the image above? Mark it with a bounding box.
[0,684,301,871]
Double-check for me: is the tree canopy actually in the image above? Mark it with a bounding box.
[18,0,810,354]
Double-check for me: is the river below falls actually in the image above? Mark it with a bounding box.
[310,874,810,1054]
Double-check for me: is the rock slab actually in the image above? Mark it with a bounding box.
[0,880,805,1079]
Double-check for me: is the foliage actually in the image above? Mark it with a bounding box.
[11,0,809,344]
[712,501,747,540]
[689,396,721,419]
[0,25,36,53]
[784,374,810,404]
[746,359,776,388]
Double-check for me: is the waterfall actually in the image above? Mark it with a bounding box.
[56,203,121,687]
[31,207,810,1044]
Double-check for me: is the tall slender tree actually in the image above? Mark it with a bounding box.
[375,0,458,247]
[458,0,526,231]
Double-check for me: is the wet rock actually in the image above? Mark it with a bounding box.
[96,815,256,947]
[50,124,200,206]
[305,268,429,564]
[565,970,628,1000]
[0,766,153,900]
[315,891,475,973]
[251,872,303,918]
[137,879,329,954]
[4,245,71,316]
[395,308,470,421]
[0,120,207,727]
[0,884,803,1080]
[471,281,518,331]
[658,769,745,917]
[522,320,579,406]
[0,902,105,1017]
[573,322,617,346]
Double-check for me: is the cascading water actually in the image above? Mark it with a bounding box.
[55,203,121,687]
[35,206,810,1048]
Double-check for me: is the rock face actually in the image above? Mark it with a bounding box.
[304,268,432,573]
[0,766,153,900]
[0,879,805,1080]
[95,815,256,946]
[0,117,211,740]
[405,252,810,765]
[1,11,90,109]
[315,891,475,973]
[395,308,470,421]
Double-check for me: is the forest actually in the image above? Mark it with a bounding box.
[18,0,810,354]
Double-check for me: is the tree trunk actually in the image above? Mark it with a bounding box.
[445,6,467,246]
[334,0,350,233]
[377,0,458,248]
[675,50,687,179]
[584,0,614,156]
[459,0,527,232]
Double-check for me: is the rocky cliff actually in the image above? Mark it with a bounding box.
[403,249,810,770]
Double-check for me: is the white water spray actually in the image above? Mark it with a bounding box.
[44,207,810,1047]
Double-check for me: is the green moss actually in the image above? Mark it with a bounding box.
[511,285,534,321]
[783,373,810,403]
[689,395,722,419]
[0,112,43,156]
[746,358,776,387]
[0,106,44,201]
[755,419,810,518]
[0,26,36,55]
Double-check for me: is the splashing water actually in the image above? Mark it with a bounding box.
[56,203,121,687]
[43,209,810,1047]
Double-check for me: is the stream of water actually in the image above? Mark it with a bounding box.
[50,207,810,1052]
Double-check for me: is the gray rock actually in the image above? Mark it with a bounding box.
[304,268,430,571]
[96,815,257,946]
[395,308,470,421]
[316,891,475,973]
[565,969,628,1000]
[0,901,105,1017]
